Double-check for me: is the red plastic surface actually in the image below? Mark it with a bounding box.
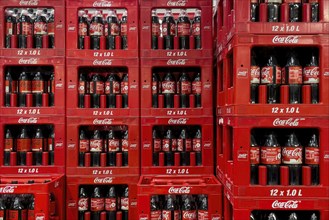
[140,0,212,59]
[141,116,214,175]
[0,175,65,220]
[0,57,65,116]
[66,58,139,117]
[0,0,65,57]
[138,175,222,220]
[66,175,139,220]
[66,0,138,59]
[66,116,139,176]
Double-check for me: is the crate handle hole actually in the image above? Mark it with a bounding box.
[240,64,243,67]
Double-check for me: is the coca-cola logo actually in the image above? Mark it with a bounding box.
[90,140,102,148]
[56,83,63,88]
[273,118,305,126]
[238,153,248,159]
[129,27,137,31]
[272,35,300,44]
[19,0,39,5]
[282,148,302,158]
[34,23,47,30]
[0,186,16,193]
[19,58,38,64]
[94,177,113,183]
[108,140,119,146]
[93,119,113,125]
[143,143,151,148]
[130,143,137,148]
[18,117,38,124]
[168,118,187,124]
[167,0,188,6]
[93,59,112,66]
[238,69,247,77]
[168,186,191,194]
[272,200,300,209]
[183,212,196,219]
[35,216,45,220]
[167,59,187,65]
[93,0,112,7]
[304,67,319,76]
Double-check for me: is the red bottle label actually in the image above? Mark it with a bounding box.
[6,22,14,35]
[303,66,319,84]
[79,81,86,94]
[162,139,170,152]
[162,210,180,220]
[32,80,44,93]
[31,138,43,152]
[182,210,197,220]
[261,147,281,165]
[250,66,261,84]
[90,22,104,36]
[0,210,5,219]
[192,81,202,94]
[197,210,209,220]
[305,147,320,165]
[178,22,191,36]
[48,138,54,151]
[51,79,55,93]
[105,81,120,94]
[192,22,201,36]
[172,139,178,151]
[79,139,90,152]
[28,210,35,220]
[179,81,192,95]
[19,80,32,93]
[154,139,161,152]
[162,23,176,36]
[78,198,89,211]
[286,66,303,84]
[261,66,281,84]
[108,139,120,151]
[90,198,104,211]
[5,138,14,151]
[122,139,129,151]
[105,198,117,211]
[121,23,128,36]
[152,23,160,36]
[282,146,303,164]
[185,139,192,151]
[250,146,260,165]
[121,81,129,94]
[17,139,31,152]
[90,81,104,94]
[90,139,104,152]
[152,81,161,94]
[17,22,32,35]
[151,210,162,220]
[177,139,184,151]
[48,22,55,35]
[78,23,88,36]
[5,80,17,93]
[193,138,201,152]
[8,210,27,220]
[34,21,47,35]
[162,81,175,94]
[121,198,129,210]
[109,23,120,36]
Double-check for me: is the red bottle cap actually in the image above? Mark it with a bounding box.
[10,93,18,107]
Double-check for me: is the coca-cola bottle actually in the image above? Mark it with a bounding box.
[5,10,17,48]
[178,71,191,108]
[90,187,104,220]
[197,195,208,219]
[150,195,161,220]
[310,0,319,22]
[32,70,45,106]
[79,130,90,166]
[122,130,129,166]
[106,10,119,50]
[261,54,281,104]
[178,128,191,166]
[0,197,7,220]
[152,72,161,108]
[162,195,180,220]
[79,73,87,108]
[181,196,197,220]
[121,73,129,108]
[107,129,120,166]
[310,213,318,220]
[250,213,255,220]
[162,71,176,108]
[32,127,44,165]
[261,133,281,185]
[105,187,117,220]
[177,9,190,50]
[48,11,55,48]
[78,187,89,220]
[121,187,129,220]
[105,72,120,108]
[48,72,55,106]
[8,196,27,220]
[78,10,89,49]
[17,127,31,166]
[28,196,34,220]
[34,10,47,48]
[268,213,278,220]
[303,52,319,104]
[193,129,202,166]
[5,70,17,107]
[17,9,33,48]
[47,127,55,165]
[90,130,104,166]
[18,70,32,107]
[153,129,161,166]
[90,11,104,50]
[250,134,259,185]
[267,0,282,22]
[162,9,176,49]
[151,10,160,50]
[289,213,298,220]
[192,10,201,49]
[90,74,104,108]
[192,72,202,107]
[305,134,319,185]
[288,0,302,22]
[121,11,128,49]
[4,128,14,165]
[250,0,259,22]
[163,129,174,166]
[250,52,260,103]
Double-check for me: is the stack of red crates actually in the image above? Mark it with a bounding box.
[0,0,65,219]
[215,0,329,219]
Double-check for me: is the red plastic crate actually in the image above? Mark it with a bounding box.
[0,57,65,116]
[0,0,65,57]
[213,0,226,58]
[217,116,329,199]
[141,116,214,175]
[66,58,139,117]
[138,175,222,220]
[141,58,213,117]
[222,0,329,46]
[66,175,139,220]
[140,0,213,59]
[216,51,225,116]
[219,34,329,117]
[0,115,65,175]
[66,0,138,59]
[66,116,139,177]
[0,175,65,220]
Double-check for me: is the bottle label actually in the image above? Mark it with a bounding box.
[78,198,89,211]
[178,22,191,36]
[305,147,320,165]
[121,23,128,36]
[197,210,209,220]
[282,146,303,164]
[172,139,178,151]
[79,139,90,152]
[303,66,319,84]
[5,138,14,151]
[50,79,55,93]
[185,139,192,151]
[90,81,104,94]
[17,138,31,152]
[192,22,201,36]
[108,139,120,152]
[121,81,129,94]
[261,147,281,165]
[121,198,129,210]
[6,22,14,35]
[193,138,201,152]
[162,81,175,94]
[250,65,261,84]
[79,23,88,36]
[109,23,120,36]
[90,22,104,36]
[179,81,192,95]
[28,210,35,220]
[250,146,260,165]
[8,210,27,220]
[17,22,32,35]
[50,200,56,216]
[192,81,202,94]
[182,210,197,220]
[162,23,176,36]
[34,21,47,35]
[32,80,44,93]
[90,139,104,152]
[48,22,55,35]
[177,139,184,151]
[31,138,43,152]
[19,80,32,93]
[48,137,54,151]
[286,66,303,84]
[162,139,171,152]
[261,66,281,84]
[122,139,129,152]
[79,81,86,94]
[5,80,17,93]
[105,81,120,94]
[154,139,162,152]
[162,210,180,220]
[152,23,160,36]
[90,198,105,211]
[151,210,162,220]
[152,81,159,94]
[105,198,117,211]
[0,210,4,219]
